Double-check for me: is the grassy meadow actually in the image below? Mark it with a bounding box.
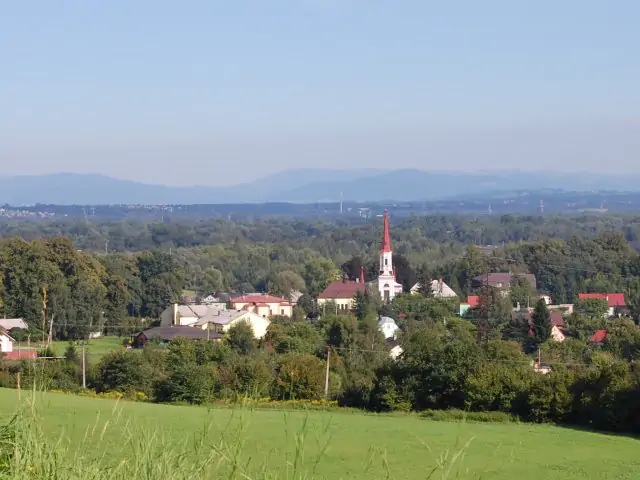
[47,336,126,363]
[1,388,638,479]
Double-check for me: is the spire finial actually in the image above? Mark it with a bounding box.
[381,209,392,252]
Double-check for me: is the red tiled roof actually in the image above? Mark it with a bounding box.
[230,294,292,306]
[318,280,366,299]
[466,296,481,307]
[578,293,626,307]
[550,311,565,327]
[590,330,607,343]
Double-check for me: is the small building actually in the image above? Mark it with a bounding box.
[318,270,367,312]
[0,329,14,354]
[377,316,400,340]
[459,296,481,316]
[471,273,537,291]
[410,279,458,299]
[193,310,270,339]
[159,304,227,327]
[387,339,403,360]
[133,326,223,348]
[590,329,607,345]
[229,294,294,318]
[578,293,626,317]
[0,318,28,331]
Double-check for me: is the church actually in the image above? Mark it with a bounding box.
[317,209,403,306]
[374,209,403,302]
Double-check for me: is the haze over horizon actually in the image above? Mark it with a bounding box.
[2,1,639,187]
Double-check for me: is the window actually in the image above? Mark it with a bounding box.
[281,309,285,315]
[385,258,388,266]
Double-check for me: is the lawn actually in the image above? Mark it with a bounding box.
[48,336,126,363]
[1,389,638,479]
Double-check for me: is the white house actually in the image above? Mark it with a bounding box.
[0,318,28,331]
[410,279,458,298]
[193,309,270,339]
[0,329,14,353]
[378,316,400,340]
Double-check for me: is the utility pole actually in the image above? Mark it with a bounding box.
[324,347,331,399]
[82,343,87,389]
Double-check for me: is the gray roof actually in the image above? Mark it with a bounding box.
[194,310,247,326]
[137,326,222,342]
[0,318,28,330]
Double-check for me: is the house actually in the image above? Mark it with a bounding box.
[193,309,270,339]
[377,316,400,340]
[132,326,223,348]
[517,309,567,343]
[0,318,28,331]
[318,270,367,312]
[387,339,403,360]
[410,279,458,299]
[459,296,480,316]
[548,304,574,315]
[578,293,626,317]
[159,304,227,327]
[229,294,294,318]
[590,329,607,344]
[0,329,14,354]
[471,273,537,291]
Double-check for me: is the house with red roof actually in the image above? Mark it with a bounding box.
[577,293,626,317]
[0,328,37,360]
[317,268,367,313]
[459,295,480,316]
[590,329,607,344]
[229,294,294,318]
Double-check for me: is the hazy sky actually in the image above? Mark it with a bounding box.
[2,0,639,186]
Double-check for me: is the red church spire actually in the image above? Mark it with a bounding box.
[359,265,366,283]
[381,209,392,253]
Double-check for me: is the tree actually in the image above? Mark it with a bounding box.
[502,312,530,344]
[226,322,257,355]
[509,275,537,309]
[268,270,306,300]
[353,289,377,322]
[531,299,552,345]
[302,258,340,296]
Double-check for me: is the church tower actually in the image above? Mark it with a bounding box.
[377,209,402,302]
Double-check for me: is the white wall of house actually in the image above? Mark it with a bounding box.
[0,333,14,353]
[390,345,403,360]
[232,302,293,318]
[378,317,400,340]
[223,314,270,339]
[317,298,355,311]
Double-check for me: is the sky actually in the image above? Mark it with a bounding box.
[1,0,639,186]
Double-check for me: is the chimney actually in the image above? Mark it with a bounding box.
[173,303,178,325]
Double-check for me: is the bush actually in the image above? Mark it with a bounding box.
[95,350,154,396]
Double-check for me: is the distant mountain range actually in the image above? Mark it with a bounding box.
[2,169,640,205]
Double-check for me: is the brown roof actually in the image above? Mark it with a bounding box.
[318,280,366,299]
[472,273,537,290]
[512,310,565,327]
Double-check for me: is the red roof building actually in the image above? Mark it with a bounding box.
[229,294,293,318]
[590,330,607,343]
[578,293,626,307]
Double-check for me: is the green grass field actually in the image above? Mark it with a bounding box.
[48,336,126,363]
[1,388,638,479]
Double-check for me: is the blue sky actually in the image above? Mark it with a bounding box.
[1,0,638,185]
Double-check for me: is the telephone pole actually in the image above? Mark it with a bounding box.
[82,344,87,389]
[324,347,331,399]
